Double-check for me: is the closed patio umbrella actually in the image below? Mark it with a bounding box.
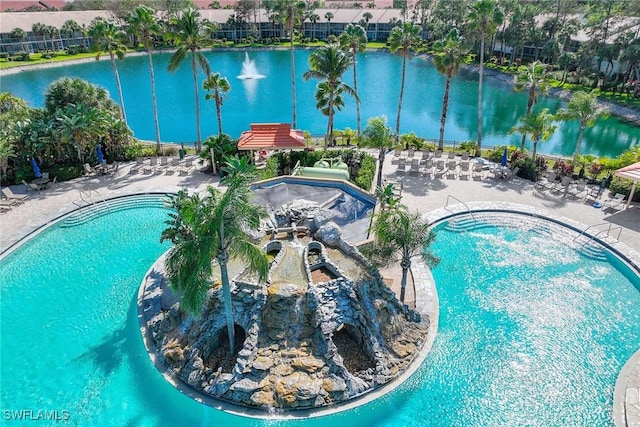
[31,158,42,178]
[96,145,105,164]
[501,148,508,167]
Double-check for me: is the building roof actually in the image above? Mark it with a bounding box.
[0,10,112,32]
[0,0,66,12]
[237,123,306,150]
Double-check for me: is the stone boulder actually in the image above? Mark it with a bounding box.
[314,222,342,247]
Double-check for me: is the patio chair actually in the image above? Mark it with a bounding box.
[472,162,484,180]
[447,151,456,160]
[407,148,415,158]
[538,171,557,190]
[420,150,431,165]
[434,159,446,178]
[446,160,458,179]
[409,158,420,175]
[459,161,471,180]
[567,179,588,200]
[505,166,519,181]
[601,193,625,210]
[397,158,407,174]
[83,163,96,176]
[422,159,435,178]
[2,187,29,203]
[553,175,572,193]
[166,158,180,175]
[461,152,470,161]
[144,157,157,174]
[179,159,194,176]
[0,199,19,209]
[433,150,443,159]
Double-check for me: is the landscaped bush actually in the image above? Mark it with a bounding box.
[610,177,640,201]
[125,141,157,159]
[512,157,536,180]
[354,154,375,190]
[259,156,278,180]
[49,164,83,182]
[0,52,9,59]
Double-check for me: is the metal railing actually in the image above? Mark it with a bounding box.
[573,222,622,245]
[444,195,477,223]
[73,189,109,212]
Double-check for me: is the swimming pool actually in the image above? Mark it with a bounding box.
[1,203,638,426]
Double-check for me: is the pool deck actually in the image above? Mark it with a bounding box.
[1,153,639,425]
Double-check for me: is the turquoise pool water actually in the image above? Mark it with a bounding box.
[1,205,639,426]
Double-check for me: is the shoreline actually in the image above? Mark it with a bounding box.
[3,47,640,127]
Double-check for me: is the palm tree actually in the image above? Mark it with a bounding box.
[166,9,214,152]
[88,18,129,126]
[388,22,422,141]
[432,28,470,151]
[127,5,163,155]
[10,28,26,53]
[203,72,231,136]
[466,0,503,156]
[308,13,319,41]
[303,43,357,149]
[161,158,269,352]
[359,116,394,187]
[32,23,47,50]
[279,0,306,128]
[339,24,367,135]
[369,206,439,303]
[509,108,557,162]
[45,25,59,52]
[513,61,552,152]
[555,91,609,168]
[324,12,334,36]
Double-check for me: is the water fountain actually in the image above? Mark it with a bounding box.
[237,52,266,80]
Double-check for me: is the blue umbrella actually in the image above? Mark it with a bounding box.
[96,145,105,164]
[31,157,42,178]
[501,148,508,167]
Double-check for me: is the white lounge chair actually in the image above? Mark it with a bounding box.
[472,162,484,179]
[601,193,625,210]
[422,159,435,178]
[2,187,29,203]
[567,179,588,200]
[22,180,45,192]
[409,158,420,175]
[459,161,471,180]
[83,163,96,176]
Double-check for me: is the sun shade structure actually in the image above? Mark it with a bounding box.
[236,123,306,151]
[615,161,640,209]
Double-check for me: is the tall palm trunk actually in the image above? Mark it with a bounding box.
[216,97,223,135]
[572,125,586,167]
[191,51,202,152]
[400,255,410,303]
[395,55,407,141]
[376,148,386,187]
[521,86,536,151]
[477,36,485,155]
[438,74,452,150]
[110,53,127,125]
[218,255,236,352]
[532,139,539,162]
[353,61,361,135]
[290,38,297,128]
[147,50,162,155]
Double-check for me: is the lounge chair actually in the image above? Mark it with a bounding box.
[144,157,157,174]
[179,159,194,176]
[166,158,180,175]
[419,150,431,165]
[553,175,572,193]
[2,187,29,203]
[407,148,415,158]
[461,152,470,161]
[601,193,625,210]
[538,171,557,190]
[433,150,443,159]
[434,159,446,177]
[0,199,18,209]
[447,151,456,160]
[22,180,46,192]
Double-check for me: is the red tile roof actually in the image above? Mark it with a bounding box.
[237,123,306,151]
[0,0,66,12]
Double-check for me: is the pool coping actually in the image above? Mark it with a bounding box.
[614,349,640,427]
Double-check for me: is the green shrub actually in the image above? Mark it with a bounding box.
[49,164,83,182]
[610,177,640,201]
[125,141,157,159]
[354,154,375,190]
[259,156,279,180]
[459,140,478,154]
[512,157,536,180]
[0,52,9,59]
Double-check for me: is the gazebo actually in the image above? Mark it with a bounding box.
[236,123,306,159]
[615,161,640,209]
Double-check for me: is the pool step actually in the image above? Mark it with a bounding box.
[61,194,168,227]
[444,213,553,237]
[577,241,608,261]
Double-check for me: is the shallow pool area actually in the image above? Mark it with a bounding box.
[1,202,639,426]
